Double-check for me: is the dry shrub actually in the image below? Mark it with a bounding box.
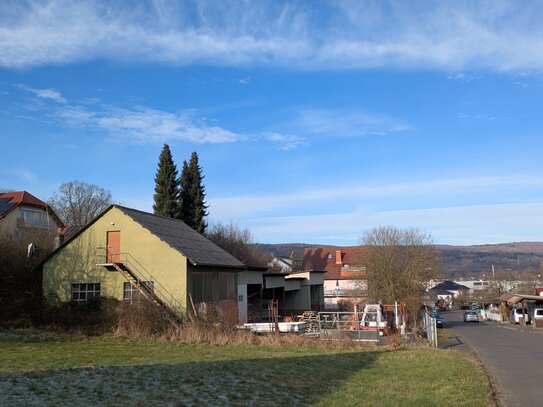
[38,295,381,350]
[39,297,119,335]
[386,334,405,349]
[113,300,173,337]
[0,230,54,325]
[110,299,379,349]
[217,299,238,326]
[337,299,354,312]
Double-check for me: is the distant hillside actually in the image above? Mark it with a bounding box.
[436,242,543,278]
[257,242,543,278]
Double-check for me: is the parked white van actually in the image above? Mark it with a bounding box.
[533,308,543,321]
[510,308,531,324]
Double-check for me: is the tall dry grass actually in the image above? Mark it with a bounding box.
[111,298,375,349]
[32,297,383,349]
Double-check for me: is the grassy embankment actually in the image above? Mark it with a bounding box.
[0,333,492,406]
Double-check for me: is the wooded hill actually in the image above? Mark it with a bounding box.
[256,242,543,278]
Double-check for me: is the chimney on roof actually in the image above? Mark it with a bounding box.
[335,250,342,266]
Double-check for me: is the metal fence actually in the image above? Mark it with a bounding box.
[421,310,438,347]
[318,311,382,342]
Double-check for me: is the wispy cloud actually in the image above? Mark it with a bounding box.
[2,1,543,71]
[447,73,480,83]
[10,168,39,183]
[245,203,543,245]
[14,84,66,103]
[296,109,409,137]
[264,132,307,151]
[210,175,543,219]
[456,112,508,121]
[14,83,394,151]
[57,105,242,144]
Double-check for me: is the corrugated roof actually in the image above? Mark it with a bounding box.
[499,293,543,304]
[118,206,244,269]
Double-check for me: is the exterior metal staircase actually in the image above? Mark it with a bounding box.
[95,247,185,322]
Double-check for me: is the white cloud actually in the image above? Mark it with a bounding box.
[296,109,409,137]
[56,105,242,144]
[11,86,314,148]
[447,73,480,83]
[14,84,66,103]
[264,132,307,151]
[2,1,543,71]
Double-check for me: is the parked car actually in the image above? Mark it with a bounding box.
[430,311,444,328]
[510,308,531,324]
[532,308,543,323]
[463,311,479,323]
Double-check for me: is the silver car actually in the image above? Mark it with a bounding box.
[463,311,479,323]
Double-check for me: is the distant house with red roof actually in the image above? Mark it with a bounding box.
[303,246,367,310]
[0,191,64,238]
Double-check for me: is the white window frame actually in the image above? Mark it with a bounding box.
[71,283,101,302]
[20,208,48,226]
[123,281,154,303]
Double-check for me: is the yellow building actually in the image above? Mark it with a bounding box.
[42,205,244,319]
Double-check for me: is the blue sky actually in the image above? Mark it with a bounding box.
[2,1,543,245]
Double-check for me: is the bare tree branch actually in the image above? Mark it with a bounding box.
[48,180,113,227]
[206,221,270,267]
[359,226,439,317]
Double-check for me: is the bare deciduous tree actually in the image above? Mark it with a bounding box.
[206,221,270,267]
[359,226,438,318]
[48,181,113,226]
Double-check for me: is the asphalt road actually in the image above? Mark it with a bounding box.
[444,310,543,407]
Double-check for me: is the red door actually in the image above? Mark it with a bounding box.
[106,231,121,263]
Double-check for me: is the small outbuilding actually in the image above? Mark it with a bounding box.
[42,205,244,320]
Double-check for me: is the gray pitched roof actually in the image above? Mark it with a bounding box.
[429,288,454,295]
[118,206,244,269]
[433,280,470,291]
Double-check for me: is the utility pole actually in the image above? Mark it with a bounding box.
[492,264,495,280]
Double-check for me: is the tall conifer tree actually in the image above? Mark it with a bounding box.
[189,152,208,234]
[178,160,193,226]
[178,152,208,233]
[152,144,179,218]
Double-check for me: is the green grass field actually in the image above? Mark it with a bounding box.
[0,333,492,406]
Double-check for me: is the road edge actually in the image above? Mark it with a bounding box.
[453,333,502,407]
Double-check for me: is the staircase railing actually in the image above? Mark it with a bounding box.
[95,247,186,319]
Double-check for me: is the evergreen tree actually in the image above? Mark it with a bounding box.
[152,144,179,218]
[178,160,194,226]
[178,152,208,233]
[189,151,208,233]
